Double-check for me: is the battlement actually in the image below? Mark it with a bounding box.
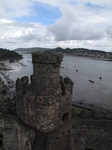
[0,77,3,92]
[16,51,73,132]
[16,76,29,93]
[32,51,63,66]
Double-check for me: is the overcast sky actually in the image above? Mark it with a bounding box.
[0,0,112,51]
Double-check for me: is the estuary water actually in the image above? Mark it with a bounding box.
[1,53,112,109]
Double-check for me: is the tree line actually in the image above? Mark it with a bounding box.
[53,47,107,54]
[0,48,22,60]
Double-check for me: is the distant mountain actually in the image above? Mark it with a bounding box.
[53,47,107,54]
[14,47,51,53]
[14,47,112,60]
[14,47,107,54]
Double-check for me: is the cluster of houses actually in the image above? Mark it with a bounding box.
[72,51,112,59]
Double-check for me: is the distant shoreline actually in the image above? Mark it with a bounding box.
[0,57,23,71]
[63,53,112,62]
[0,56,23,61]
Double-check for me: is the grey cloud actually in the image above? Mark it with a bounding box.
[16,33,50,42]
[106,25,112,38]
[47,1,108,42]
[0,18,52,50]
[48,23,105,41]
[8,22,35,28]
[0,20,34,28]
[16,34,37,42]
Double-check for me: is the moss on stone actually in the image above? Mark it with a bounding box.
[32,51,63,67]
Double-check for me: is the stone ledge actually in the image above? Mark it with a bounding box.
[32,51,63,65]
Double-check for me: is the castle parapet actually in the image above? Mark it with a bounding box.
[32,51,63,65]
[16,51,73,132]
[0,77,4,92]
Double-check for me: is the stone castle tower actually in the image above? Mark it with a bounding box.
[1,51,112,150]
[16,51,73,132]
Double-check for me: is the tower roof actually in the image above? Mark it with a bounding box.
[32,51,63,65]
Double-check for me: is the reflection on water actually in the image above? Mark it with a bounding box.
[1,53,112,108]
[60,55,112,108]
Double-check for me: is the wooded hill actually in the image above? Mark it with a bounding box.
[0,48,22,60]
[15,47,107,54]
[53,47,107,54]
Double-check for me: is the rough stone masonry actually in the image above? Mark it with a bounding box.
[16,51,73,133]
[0,51,112,150]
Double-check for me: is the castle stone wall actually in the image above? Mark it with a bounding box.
[1,51,112,150]
[0,77,3,92]
[0,114,35,150]
[72,118,112,150]
[16,51,73,132]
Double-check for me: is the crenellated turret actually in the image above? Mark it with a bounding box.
[16,51,73,132]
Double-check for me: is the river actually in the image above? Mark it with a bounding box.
[1,53,112,109]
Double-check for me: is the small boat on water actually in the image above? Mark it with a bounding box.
[89,79,94,83]
[99,71,102,80]
[76,69,78,72]
[99,76,102,80]
[60,66,64,68]
[79,99,84,104]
